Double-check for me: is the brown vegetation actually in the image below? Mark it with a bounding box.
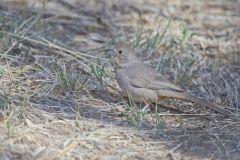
[0,0,240,159]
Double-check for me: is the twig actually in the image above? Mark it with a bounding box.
[0,31,106,60]
[153,113,212,116]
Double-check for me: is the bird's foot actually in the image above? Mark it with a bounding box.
[141,104,150,111]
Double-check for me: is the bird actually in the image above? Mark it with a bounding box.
[110,42,232,117]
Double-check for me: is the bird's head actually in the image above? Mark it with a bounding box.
[110,42,138,68]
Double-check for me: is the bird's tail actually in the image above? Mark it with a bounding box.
[184,94,232,116]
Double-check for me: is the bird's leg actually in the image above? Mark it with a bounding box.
[142,104,150,111]
[154,102,159,113]
[141,99,150,111]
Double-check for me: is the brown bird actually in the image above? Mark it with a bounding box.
[111,42,232,116]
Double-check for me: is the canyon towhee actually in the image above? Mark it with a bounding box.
[111,42,231,116]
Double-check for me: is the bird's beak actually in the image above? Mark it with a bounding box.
[105,48,114,53]
[104,48,114,52]
[104,48,116,58]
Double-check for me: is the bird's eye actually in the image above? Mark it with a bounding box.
[118,50,123,54]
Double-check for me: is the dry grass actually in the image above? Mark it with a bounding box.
[0,0,240,159]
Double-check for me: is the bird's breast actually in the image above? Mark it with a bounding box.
[116,69,129,91]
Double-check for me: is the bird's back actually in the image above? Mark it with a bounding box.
[117,61,186,100]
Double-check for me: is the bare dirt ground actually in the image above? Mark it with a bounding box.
[0,0,240,159]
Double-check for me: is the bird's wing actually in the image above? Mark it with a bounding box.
[152,74,184,92]
[126,64,184,92]
[130,75,183,92]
